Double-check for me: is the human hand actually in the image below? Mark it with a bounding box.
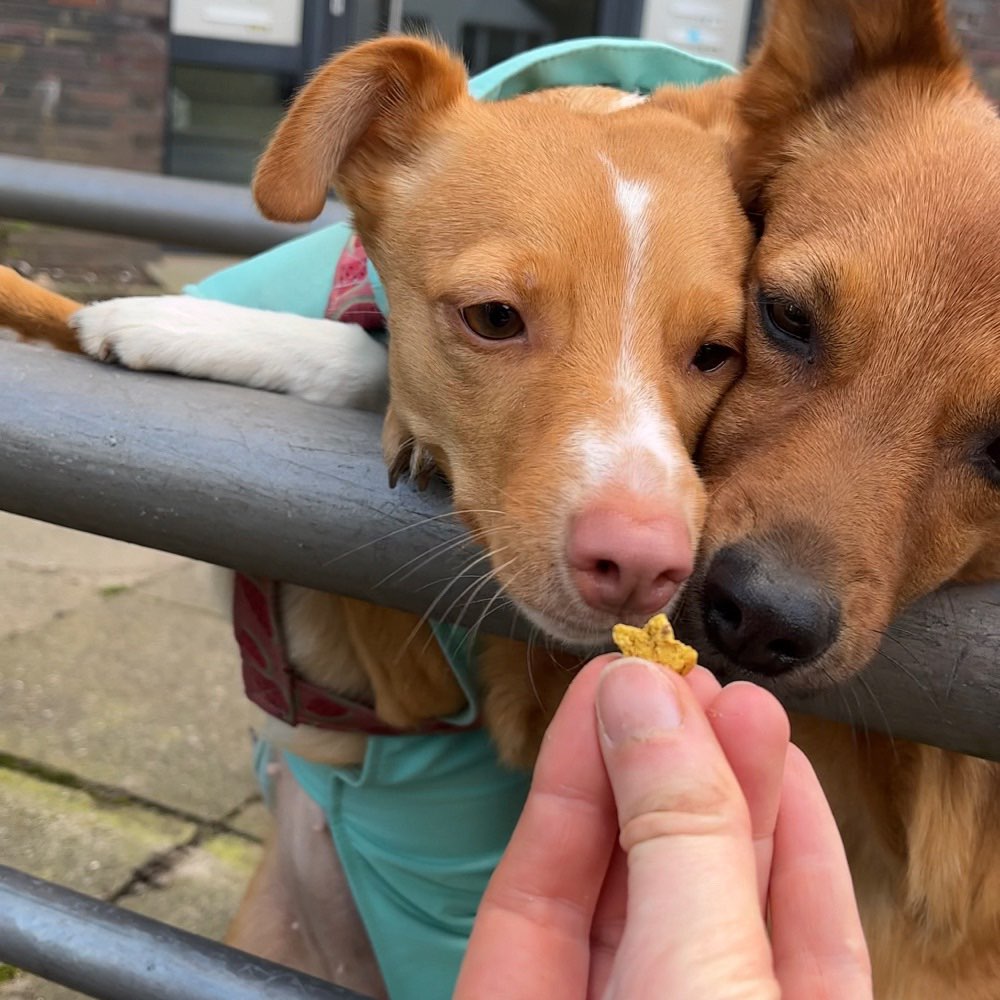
[456,656,872,1000]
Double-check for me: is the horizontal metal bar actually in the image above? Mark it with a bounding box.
[0,154,349,256]
[0,340,998,759]
[0,865,368,1000]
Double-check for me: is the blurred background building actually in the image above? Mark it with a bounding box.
[0,0,995,296]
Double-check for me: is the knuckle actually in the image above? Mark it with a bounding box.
[618,763,751,851]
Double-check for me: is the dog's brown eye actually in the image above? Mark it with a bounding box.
[461,302,525,341]
[982,436,1000,484]
[691,342,737,373]
[759,293,813,346]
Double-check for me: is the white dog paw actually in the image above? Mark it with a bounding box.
[72,296,186,371]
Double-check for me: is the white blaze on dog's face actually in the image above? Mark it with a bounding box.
[254,38,751,646]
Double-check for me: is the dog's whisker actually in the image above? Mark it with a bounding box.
[865,627,936,706]
[390,548,501,665]
[319,509,504,568]
[436,557,519,657]
[884,624,922,641]
[465,565,526,645]
[525,625,544,712]
[419,574,518,662]
[855,671,899,761]
[431,548,512,635]
[409,550,515,660]
[372,524,494,590]
[822,664,861,751]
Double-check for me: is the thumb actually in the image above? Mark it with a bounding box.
[596,658,778,1000]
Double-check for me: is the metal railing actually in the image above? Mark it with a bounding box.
[0,866,366,1000]
[0,341,998,762]
[1,158,999,998]
[0,153,349,255]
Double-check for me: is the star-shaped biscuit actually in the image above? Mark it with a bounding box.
[612,613,698,676]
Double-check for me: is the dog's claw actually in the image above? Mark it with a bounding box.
[387,444,411,489]
[98,341,120,365]
[410,444,437,491]
[386,437,439,490]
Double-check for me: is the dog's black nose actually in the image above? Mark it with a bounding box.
[701,543,841,675]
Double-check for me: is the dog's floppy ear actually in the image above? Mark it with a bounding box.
[650,76,741,143]
[253,37,468,223]
[735,0,967,204]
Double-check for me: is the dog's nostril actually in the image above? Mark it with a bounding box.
[595,558,620,582]
[713,595,742,629]
[700,541,842,675]
[567,507,692,615]
[768,638,800,660]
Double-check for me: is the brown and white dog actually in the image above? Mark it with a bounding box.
[0,37,752,997]
[2,0,998,995]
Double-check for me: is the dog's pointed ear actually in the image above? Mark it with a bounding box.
[735,0,967,204]
[253,37,468,223]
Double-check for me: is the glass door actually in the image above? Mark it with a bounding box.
[377,0,603,74]
[165,0,643,183]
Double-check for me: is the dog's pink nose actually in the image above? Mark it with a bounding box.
[567,505,694,616]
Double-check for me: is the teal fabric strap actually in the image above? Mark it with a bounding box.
[469,35,733,101]
[284,729,528,1000]
[190,37,735,1000]
[190,38,734,323]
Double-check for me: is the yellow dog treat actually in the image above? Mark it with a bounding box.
[612,613,698,676]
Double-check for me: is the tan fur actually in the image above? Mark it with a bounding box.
[248,36,751,984]
[686,2,1000,996]
[0,266,83,353]
[650,75,743,143]
[2,49,737,984]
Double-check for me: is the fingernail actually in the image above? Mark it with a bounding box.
[597,658,683,746]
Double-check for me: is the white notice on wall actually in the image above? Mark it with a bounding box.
[171,0,304,47]
[641,0,754,66]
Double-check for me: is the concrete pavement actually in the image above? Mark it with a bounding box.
[0,512,267,998]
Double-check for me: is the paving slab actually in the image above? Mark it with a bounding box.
[135,560,230,619]
[0,833,263,1000]
[0,512,184,590]
[0,971,89,999]
[0,766,193,898]
[0,590,257,820]
[121,833,261,939]
[227,797,270,841]
[0,563,95,638]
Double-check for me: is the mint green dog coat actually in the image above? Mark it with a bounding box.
[191,37,733,1000]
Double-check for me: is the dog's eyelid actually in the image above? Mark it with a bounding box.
[755,265,836,320]
[438,288,525,311]
[756,285,812,315]
[970,427,1000,485]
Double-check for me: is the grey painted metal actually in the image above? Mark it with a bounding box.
[597,0,645,38]
[0,154,349,256]
[0,865,368,1000]
[0,341,998,759]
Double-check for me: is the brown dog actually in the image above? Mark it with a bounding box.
[679,1,1000,997]
[0,38,753,996]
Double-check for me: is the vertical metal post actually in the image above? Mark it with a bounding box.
[597,0,645,37]
[386,0,404,34]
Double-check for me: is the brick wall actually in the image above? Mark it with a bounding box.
[953,0,1000,102]
[0,0,169,171]
[0,1,170,295]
